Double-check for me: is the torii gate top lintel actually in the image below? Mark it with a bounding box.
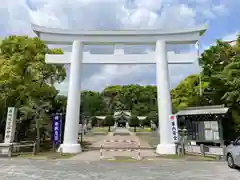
[31,23,207,45]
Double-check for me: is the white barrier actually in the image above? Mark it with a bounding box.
[100,140,141,160]
[103,140,137,144]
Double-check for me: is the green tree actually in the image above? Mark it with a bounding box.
[52,95,67,113]
[217,36,240,132]
[147,111,158,127]
[80,91,106,117]
[0,36,66,150]
[102,85,122,113]
[171,74,207,112]
[141,118,150,128]
[104,115,114,132]
[102,84,157,115]
[198,35,240,132]
[130,115,139,132]
[170,34,240,133]
[199,40,235,105]
[219,36,240,106]
[91,117,98,127]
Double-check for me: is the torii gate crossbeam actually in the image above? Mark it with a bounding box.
[45,51,197,64]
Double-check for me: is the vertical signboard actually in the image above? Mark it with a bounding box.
[4,107,17,144]
[52,113,61,145]
[169,114,179,142]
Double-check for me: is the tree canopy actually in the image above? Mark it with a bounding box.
[0,36,66,143]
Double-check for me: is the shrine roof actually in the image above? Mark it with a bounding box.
[176,105,229,116]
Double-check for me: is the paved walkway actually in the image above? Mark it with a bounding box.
[72,128,156,160]
[1,159,239,180]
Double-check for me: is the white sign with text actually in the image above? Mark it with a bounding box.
[169,114,179,143]
[4,107,17,144]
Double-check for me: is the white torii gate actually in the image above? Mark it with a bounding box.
[31,23,207,154]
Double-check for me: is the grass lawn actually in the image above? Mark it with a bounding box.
[136,132,160,147]
[12,139,92,160]
[135,127,152,132]
[15,152,76,160]
[91,127,110,133]
[101,154,216,162]
[156,154,217,161]
[193,156,217,161]
[129,127,152,132]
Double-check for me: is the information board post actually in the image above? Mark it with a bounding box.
[169,115,179,143]
[170,115,183,155]
[52,113,62,152]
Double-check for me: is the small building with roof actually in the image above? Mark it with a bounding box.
[176,105,233,146]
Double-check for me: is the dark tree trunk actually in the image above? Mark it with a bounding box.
[108,126,111,132]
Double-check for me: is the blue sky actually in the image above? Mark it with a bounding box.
[0,0,239,95]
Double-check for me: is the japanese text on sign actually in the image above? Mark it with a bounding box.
[52,113,61,145]
[169,115,179,142]
[4,107,17,144]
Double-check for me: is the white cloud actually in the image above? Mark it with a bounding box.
[212,4,228,16]
[199,4,228,19]
[54,80,69,95]
[222,32,239,45]
[0,0,34,36]
[0,0,234,94]
[202,31,239,50]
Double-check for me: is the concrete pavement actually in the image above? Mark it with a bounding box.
[0,158,239,180]
[73,128,156,160]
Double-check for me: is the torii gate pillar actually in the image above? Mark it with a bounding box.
[155,40,174,153]
[60,40,83,153]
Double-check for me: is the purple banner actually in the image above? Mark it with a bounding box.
[52,113,61,145]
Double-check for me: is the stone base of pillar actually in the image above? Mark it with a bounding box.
[0,143,20,154]
[156,143,177,155]
[59,143,82,154]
